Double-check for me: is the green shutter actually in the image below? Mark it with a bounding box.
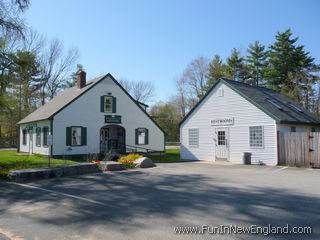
[135,128,138,145]
[66,127,71,146]
[81,127,87,146]
[100,96,105,112]
[145,129,149,145]
[112,97,117,113]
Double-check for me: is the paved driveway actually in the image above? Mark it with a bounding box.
[0,162,319,240]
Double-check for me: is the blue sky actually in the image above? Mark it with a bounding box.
[25,0,320,105]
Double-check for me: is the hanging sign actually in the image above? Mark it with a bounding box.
[105,115,122,124]
[211,118,234,126]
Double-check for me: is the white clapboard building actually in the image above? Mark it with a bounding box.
[180,79,320,165]
[18,71,165,157]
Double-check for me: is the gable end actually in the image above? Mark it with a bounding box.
[179,79,280,127]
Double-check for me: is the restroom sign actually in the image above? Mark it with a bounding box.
[211,118,234,126]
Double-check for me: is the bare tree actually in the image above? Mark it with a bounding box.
[182,56,210,99]
[0,0,30,37]
[22,28,45,54]
[40,38,79,104]
[119,78,155,103]
[173,77,189,117]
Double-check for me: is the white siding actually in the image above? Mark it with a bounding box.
[181,82,278,165]
[52,76,164,156]
[19,120,51,155]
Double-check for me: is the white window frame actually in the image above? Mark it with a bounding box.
[138,128,146,145]
[188,128,199,147]
[71,127,82,146]
[43,127,49,147]
[22,129,27,145]
[104,96,113,113]
[36,127,41,147]
[249,126,264,148]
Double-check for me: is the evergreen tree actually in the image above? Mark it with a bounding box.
[206,54,226,89]
[10,50,42,119]
[63,64,84,89]
[225,48,249,81]
[266,29,315,97]
[246,40,267,86]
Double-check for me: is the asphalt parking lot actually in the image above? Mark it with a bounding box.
[0,162,319,240]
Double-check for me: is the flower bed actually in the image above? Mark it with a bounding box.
[118,153,144,169]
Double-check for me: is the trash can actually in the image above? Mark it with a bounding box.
[243,152,252,165]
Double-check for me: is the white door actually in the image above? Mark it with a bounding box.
[215,128,229,160]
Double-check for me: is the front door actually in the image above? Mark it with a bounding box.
[100,128,109,152]
[215,128,229,160]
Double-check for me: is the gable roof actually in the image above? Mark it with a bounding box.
[180,79,320,126]
[18,74,108,124]
[18,74,165,133]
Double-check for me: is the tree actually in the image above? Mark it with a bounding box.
[39,38,79,103]
[225,48,249,81]
[10,50,42,118]
[206,54,226,89]
[149,102,181,141]
[246,40,267,86]
[0,0,30,36]
[118,79,155,103]
[62,64,84,89]
[266,29,316,103]
[182,56,210,99]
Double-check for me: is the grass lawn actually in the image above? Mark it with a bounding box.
[0,150,84,179]
[149,148,180,163]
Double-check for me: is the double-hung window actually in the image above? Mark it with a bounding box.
[101,96,116,113]
[71,127,82,146]
[249,126,264,148]
[188,128,199,147]
[22,129,27,145]
[66,126,87,146]
[43,127,49,147]
[104,96,113,112]
[36,127,41,147]
[135,128,149,145]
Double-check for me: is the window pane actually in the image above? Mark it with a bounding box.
[43,127,49,146]
[36,128,41,146]
[218,131,226,145]
[104,96,112,112]
[249,126,263,148]
[138,129,146,145]
[188,129,199,147]
[22,129,27,145]
[71,127,82,145]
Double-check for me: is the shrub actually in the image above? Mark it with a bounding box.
[118,153,143,169]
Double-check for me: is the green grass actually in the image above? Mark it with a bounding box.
[0,150,85,179]
[149,148,180,163]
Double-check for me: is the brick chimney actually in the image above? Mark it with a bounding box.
[76,70,86,89]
